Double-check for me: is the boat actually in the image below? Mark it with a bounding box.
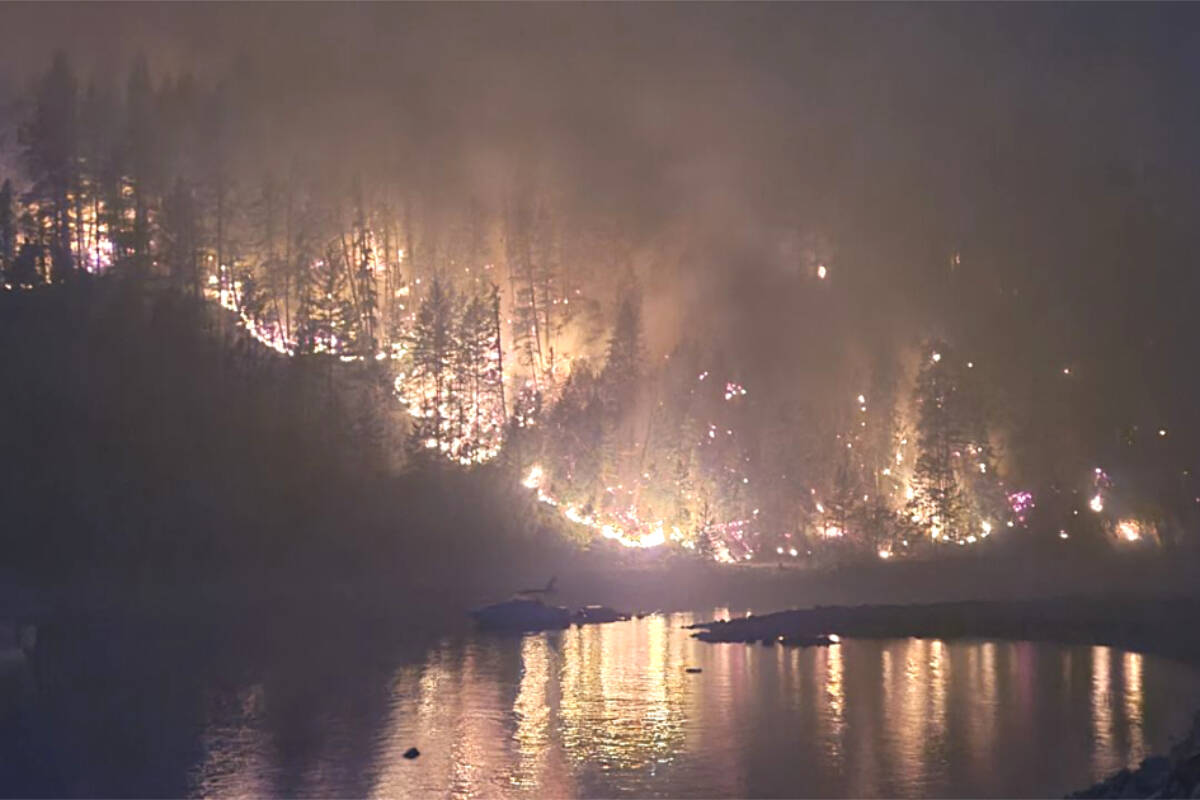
[470,597,572,632]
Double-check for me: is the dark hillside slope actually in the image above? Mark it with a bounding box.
[0,280,568,613]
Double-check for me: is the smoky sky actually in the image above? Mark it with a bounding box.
[4,2,1200,470]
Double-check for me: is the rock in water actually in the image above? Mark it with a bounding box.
[685,667,702,674]
[403,747,420,760]
[1132,757,1170,795]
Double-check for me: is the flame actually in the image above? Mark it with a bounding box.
[1117,520,1141,542]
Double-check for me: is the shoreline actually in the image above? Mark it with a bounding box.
[685,593,1200,667]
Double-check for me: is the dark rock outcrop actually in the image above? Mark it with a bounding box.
[1070,714,1200,798]
[686,595,1200,666]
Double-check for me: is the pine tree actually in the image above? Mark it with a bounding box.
[296,245,353,355]
[124,54,157,277]
[531,200,563,376]
[20,51,78,282]
[908,340,969,542]
[453,287,507,462]
[237,269,269,324]
[955,359,1007,532]
[506,192,543,384]
[0,180,15,282]
[351,195,379,357]
[601,285,644,413]
[406,277,457,451]
[77,82,120,274]
[248,174,283,321]
[161,178,203,296]
[827,457,860,540]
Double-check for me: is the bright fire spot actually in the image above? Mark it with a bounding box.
[724,382,747,401]
[1089,494,1104,513]
[522,465,544,489]
[1117,520,1142,542]
[817,264,827,279]
[878,549,892,560]
[827,634,841,643]
[931,351,942,363]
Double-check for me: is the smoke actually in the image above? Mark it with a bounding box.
[4,2,1200,466]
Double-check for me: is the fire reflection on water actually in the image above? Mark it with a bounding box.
[1093,645,1115,775]
[1125,651,1145,765]
[188,615,1194,798]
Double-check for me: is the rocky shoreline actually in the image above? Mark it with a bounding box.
[686,594,1200,666]
[1070,713,1200,799]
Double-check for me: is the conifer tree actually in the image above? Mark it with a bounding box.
[20,51,78,281]
[0,180,15,282]
[908,340,969,542]
[406,277,457,450]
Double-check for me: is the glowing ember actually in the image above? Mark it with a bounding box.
[1007,490,1034,522]
[522,465,544,489]
[1117,520,1142,542]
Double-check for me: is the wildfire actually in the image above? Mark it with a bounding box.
[1116,519,1143,542]
[522,465,544,489]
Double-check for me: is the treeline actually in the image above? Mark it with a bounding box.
[0,51,610,460]
[2,52,1191,564]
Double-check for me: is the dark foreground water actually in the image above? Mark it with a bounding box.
[4,608,1200,798]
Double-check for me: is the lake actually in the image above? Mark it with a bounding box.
[4,609,1200,797]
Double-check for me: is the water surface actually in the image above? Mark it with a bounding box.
[5,610,1200,797]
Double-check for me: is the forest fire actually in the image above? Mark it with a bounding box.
[0,39,1192,567]
[7,6,1200,799]
[0,184,1166,562]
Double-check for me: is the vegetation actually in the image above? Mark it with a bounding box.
[1,51,1197,576]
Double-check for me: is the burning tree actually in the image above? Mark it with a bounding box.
[906,340,1005,544]
[295,248,354,356]
[908,343,969,541]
